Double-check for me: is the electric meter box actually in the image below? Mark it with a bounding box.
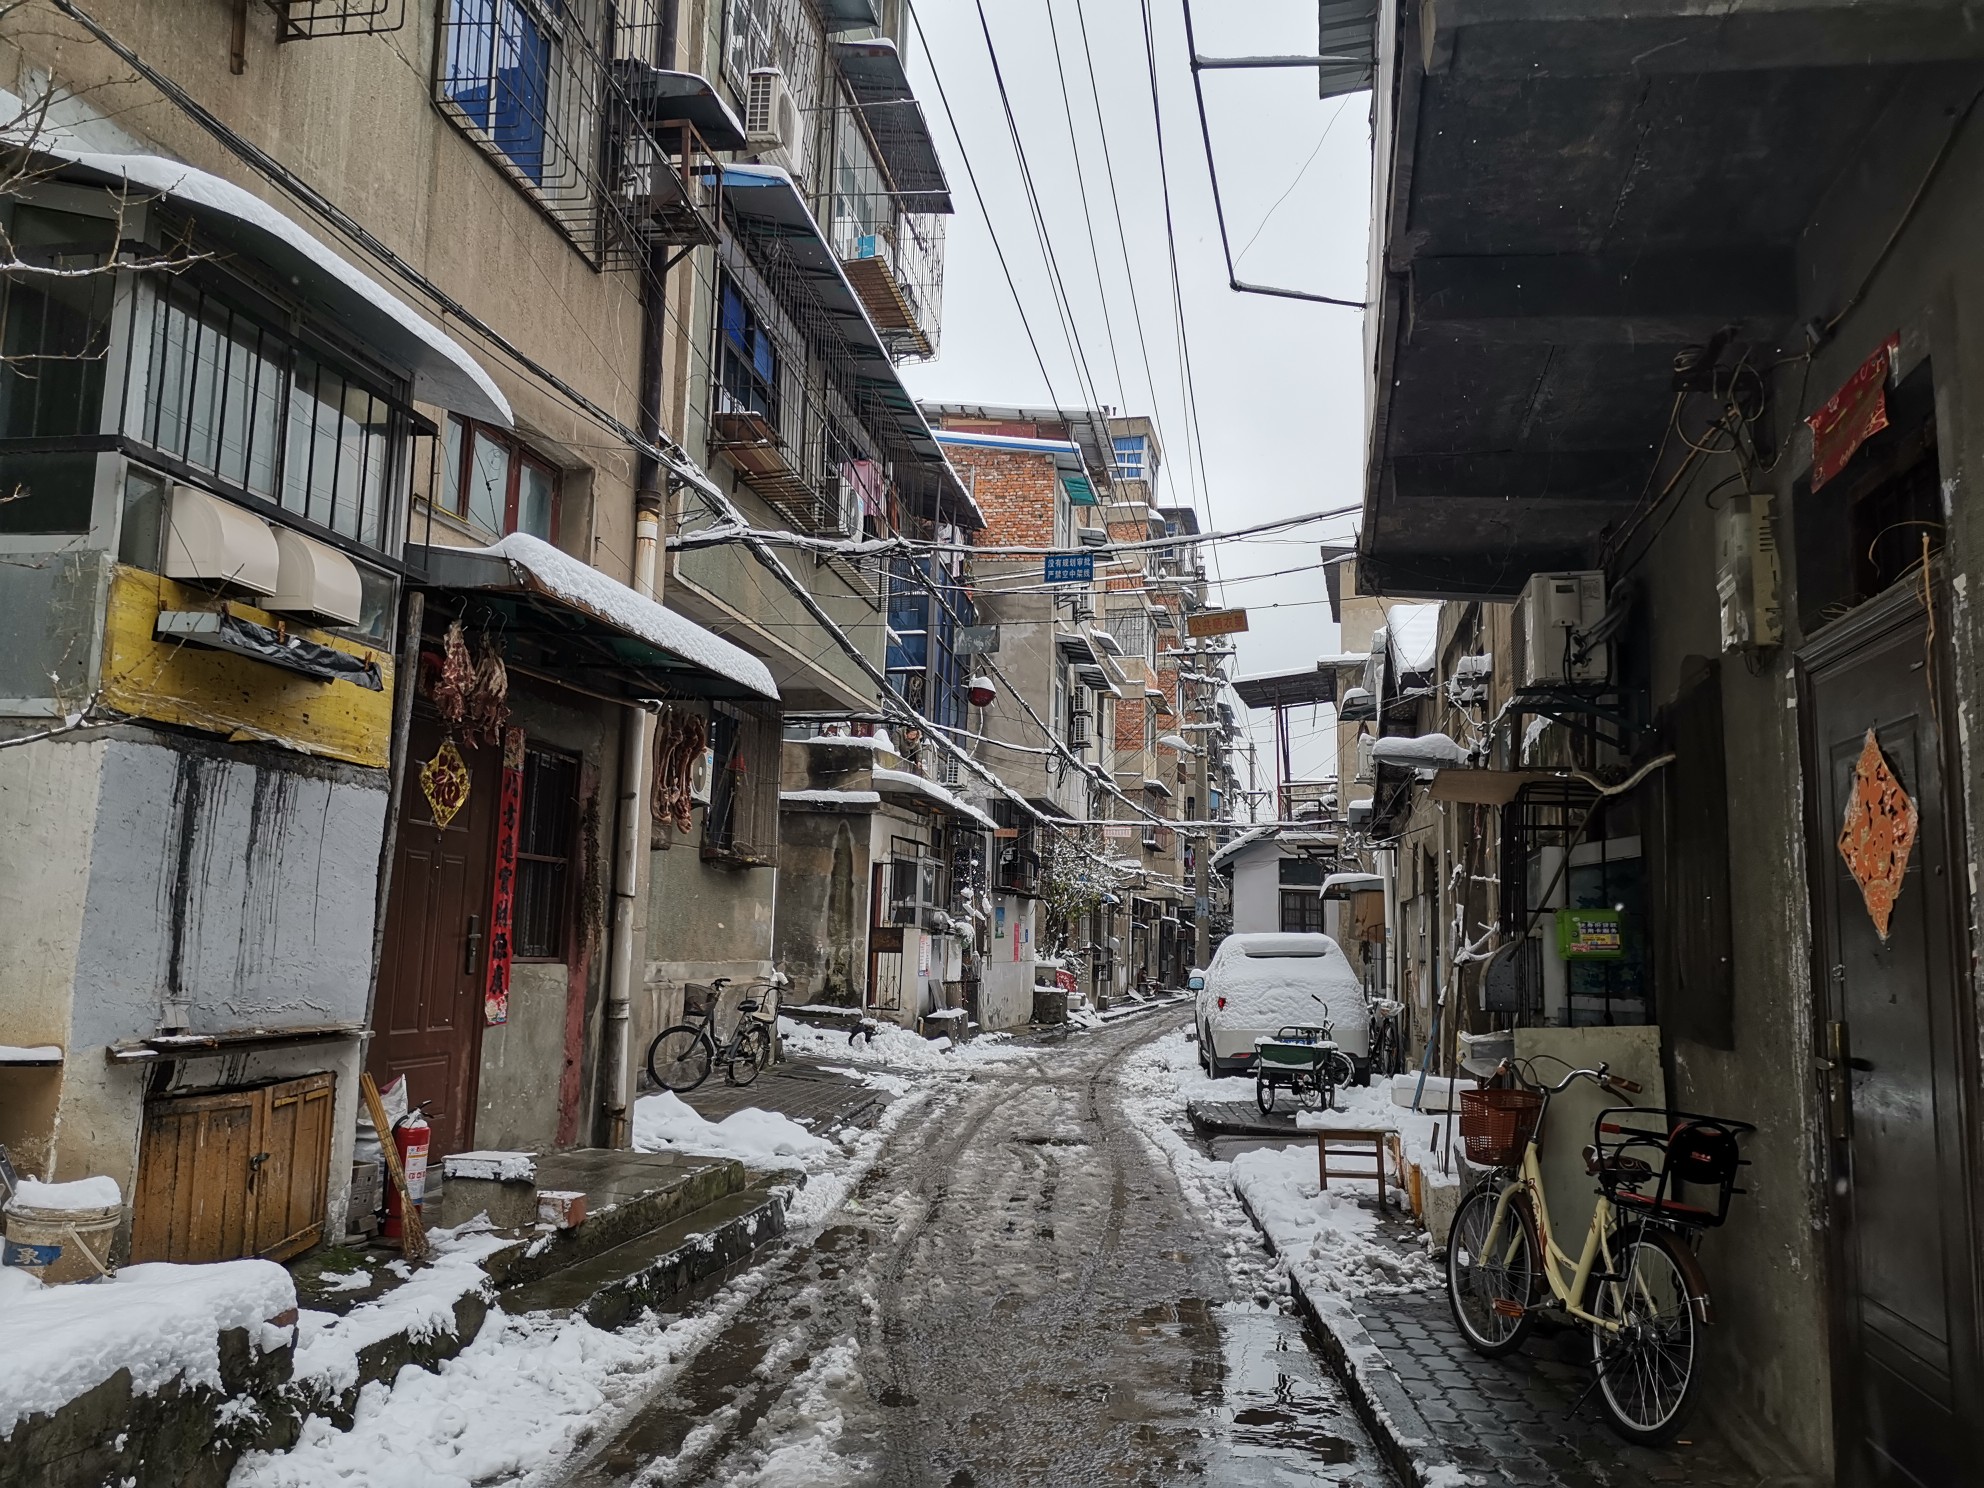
[1715,493,1783,653]
[1518,571,1608,685]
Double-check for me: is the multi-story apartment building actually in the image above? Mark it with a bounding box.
[0,0,802,1262]
[918,402,1138,1010]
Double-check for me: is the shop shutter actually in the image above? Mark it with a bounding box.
[131,1071,336,1265]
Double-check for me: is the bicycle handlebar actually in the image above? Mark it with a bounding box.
[1499,1058,1641,1097]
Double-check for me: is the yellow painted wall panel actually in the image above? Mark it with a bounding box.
[99,566,394,768]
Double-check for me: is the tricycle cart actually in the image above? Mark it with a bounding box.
[1253,1021,1355,1115]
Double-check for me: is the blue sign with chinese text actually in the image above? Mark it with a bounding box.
[1044,551,1094,584]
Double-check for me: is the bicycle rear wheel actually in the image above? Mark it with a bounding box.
[727,1022,768,1087]
[1589,1228,1704,1445]
[1446,1182,1539,1357]
[648,1025,713,1093]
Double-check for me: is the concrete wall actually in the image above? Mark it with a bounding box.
[774,804,871,1006]
[1229,848,1282,934]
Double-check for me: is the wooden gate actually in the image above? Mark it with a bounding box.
[130,1071,336,1264]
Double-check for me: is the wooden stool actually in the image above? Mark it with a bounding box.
[1315,1126,1394,1212]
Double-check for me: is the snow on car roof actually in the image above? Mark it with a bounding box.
[1224,932,1339,958]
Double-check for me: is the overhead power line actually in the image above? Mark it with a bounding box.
[1178,0,1366,309]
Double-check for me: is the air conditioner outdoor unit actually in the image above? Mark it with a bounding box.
[1517,570,1608,685]
[829,475,864,538]
[745,68,804,176]
[938,751,963,787]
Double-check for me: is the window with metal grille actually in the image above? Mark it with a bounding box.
[1279,890,1324,935]
[442,0,563,186]
[123,274,402,553]
[703,700,781,866]
[515,747,579,959]
[0,203,116,534]
[716,275,779,421]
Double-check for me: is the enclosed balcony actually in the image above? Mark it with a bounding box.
[836,212,945,362]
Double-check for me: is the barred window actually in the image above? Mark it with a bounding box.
[515,747,579,959]
[703,701,781,867]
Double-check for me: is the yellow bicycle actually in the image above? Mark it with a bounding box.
[1444,1058,1753,1445]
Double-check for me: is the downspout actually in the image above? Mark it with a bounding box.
[603,224,673,1145]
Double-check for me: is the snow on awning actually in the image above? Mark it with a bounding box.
[719,166,977,528]
[11,122,511,426]
[413,535,778,702]
[1371,732,1470,769]
[871,766,998,830]
[610,66,747,150]
[832,40,952,213]
[1321,872,1385,899]
[781,788,880,809]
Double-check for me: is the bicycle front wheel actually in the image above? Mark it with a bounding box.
[1446,1183,1539,1357]
[648,1026,713,1093]
[727,1022,768,1087]
[1589,1228,1704,1445]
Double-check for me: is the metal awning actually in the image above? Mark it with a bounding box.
[1428,768,1567,806]
[1316,0,1378,99]
[1233,668,1337,710]
[818,0,879,27]
[411,535,779,703]
[16,130,511,426]
[720,166,977,527]
[834,40,954,213]
[611,66,748,150]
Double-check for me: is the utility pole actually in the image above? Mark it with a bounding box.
[1193,638,1212,970]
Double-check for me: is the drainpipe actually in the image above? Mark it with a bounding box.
[604,210,674,1143]
[604,507,660,1146]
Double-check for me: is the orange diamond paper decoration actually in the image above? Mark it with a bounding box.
[420,737,472,830]
[1837,728,1918,942]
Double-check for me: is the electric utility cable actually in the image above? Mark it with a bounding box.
[969,0,1110,418]
[1177,0,1365,309]
[1071,0,1185,507]
[1041,0,1130,410]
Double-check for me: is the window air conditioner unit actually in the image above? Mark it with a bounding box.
[745,68,804,176]
[1517,570,1608,686]
[938,751,963,787]
[163,484,279,597]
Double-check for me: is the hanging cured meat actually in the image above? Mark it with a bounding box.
[651,707,709,834]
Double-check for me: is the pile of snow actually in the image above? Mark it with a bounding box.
[0,1046,60,1064]
[0,1258,295,1436]
[633,1091,834,1169]
[7,1175,120,1210]
[1369,732,1471,768]
[776,1016,1029,1075]
[1230,1146,1436,1301]
[290,1227,509,1397]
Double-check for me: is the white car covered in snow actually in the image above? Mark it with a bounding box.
[1195,932,1371,1081]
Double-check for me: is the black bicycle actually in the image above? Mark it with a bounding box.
[645,976,781,1093]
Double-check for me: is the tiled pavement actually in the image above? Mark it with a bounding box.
[672,1056,889,1132]
[1298,1204,1807,1488]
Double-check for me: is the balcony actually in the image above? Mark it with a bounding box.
[837,213,945,362]
[707,410,866,537]
[609,67,746,252]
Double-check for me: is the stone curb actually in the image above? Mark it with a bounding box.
[1234,1185,1475,1488]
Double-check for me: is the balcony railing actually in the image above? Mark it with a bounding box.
[834,212,945,362]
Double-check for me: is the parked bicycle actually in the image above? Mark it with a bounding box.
[645,974,784,1094]
[1444,1057,1753,1445]
[1367,996,1405,1079]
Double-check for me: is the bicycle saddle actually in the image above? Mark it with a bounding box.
[738,999,760,1013]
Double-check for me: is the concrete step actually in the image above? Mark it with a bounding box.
[479,1149,747,1291]
[496,1177,792,1330]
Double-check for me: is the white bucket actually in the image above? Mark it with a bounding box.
[3,1201,120,1283]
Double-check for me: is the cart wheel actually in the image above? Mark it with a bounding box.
[1299,1075,1323,1111]
[1256,1074,1276,1115]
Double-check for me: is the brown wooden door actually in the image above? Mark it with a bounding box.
[131,1073,336,1264]
[253,1072,335,1259]
[131,1087,257,1263]
[369,716,499,1161]
[1803,582,1983,1486]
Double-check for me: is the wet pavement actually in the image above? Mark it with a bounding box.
[556,1014,1388,1487]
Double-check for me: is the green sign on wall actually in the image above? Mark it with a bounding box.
[1556,907,1625,960]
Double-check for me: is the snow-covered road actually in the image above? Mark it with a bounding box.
[556,1014,1388,1487]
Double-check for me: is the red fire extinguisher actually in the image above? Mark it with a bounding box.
[384,1104,430,1242]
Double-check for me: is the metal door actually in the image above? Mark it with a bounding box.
[1802,581,1983,1485]
[368,716,498,1161]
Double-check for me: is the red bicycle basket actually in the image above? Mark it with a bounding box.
[1459,1088,1545,1167]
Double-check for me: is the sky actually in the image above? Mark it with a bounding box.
[895,0,1372,809]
